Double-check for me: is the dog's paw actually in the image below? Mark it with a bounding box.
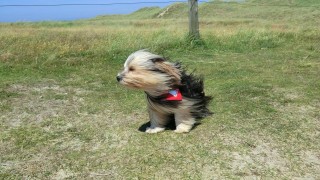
[145,127,165,133]
[174,124,193,133]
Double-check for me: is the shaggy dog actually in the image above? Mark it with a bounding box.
[116,50,212,133]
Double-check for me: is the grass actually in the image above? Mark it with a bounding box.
[1,1,320,179]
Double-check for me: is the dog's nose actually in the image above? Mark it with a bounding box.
[116,75,122,82]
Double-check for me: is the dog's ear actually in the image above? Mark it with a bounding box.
[152,60,181,84]
[150,57,165,63]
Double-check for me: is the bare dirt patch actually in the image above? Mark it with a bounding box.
[1,80,87,127]
[231,142,289,177]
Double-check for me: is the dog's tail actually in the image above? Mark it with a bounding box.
[178,69,213,120]
[191,95,213,120]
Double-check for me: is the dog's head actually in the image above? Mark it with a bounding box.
[117,50,181,95]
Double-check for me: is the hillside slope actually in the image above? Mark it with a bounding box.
[126,0,320,19]
[87,1,320,31]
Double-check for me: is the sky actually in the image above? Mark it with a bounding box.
[0,0,189,22]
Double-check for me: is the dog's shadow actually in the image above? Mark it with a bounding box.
[138,121,201,132]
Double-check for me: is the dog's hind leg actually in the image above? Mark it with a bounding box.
[174,110,195,133]
[146,108,167,133]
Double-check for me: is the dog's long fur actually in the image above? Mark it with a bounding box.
[117,50,212,133]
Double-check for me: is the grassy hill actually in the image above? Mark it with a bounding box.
[0,1,319,179]
[249,0,320,6]
[85,1,319,31]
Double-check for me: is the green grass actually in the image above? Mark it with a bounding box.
[1,1,320,179]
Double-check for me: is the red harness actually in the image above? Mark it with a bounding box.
[164,89,182,101]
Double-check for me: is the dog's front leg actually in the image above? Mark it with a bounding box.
[146,107,167,133]
[174,110,195,133]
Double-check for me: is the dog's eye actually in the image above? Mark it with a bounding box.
[129,67,135,71]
